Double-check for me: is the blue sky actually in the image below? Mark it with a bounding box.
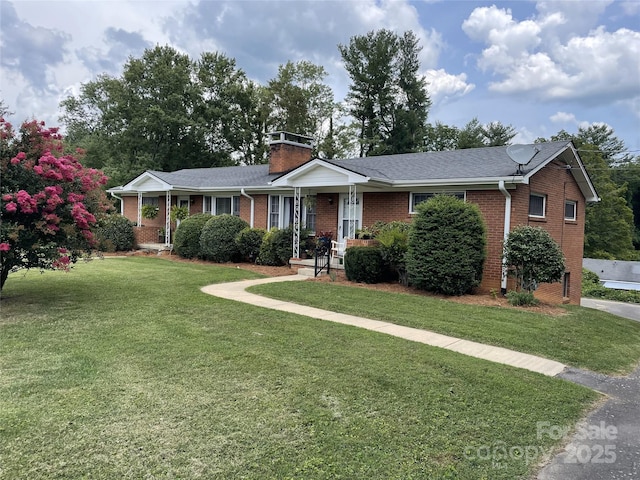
[1,0,639,155]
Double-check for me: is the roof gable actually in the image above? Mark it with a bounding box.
[270,159,369,187]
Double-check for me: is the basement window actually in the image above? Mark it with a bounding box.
[564,200,577,221]
[529,193,546,218]
[410,192,465,213]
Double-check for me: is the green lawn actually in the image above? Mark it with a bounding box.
[1,257,598,479]
[251,281,640,375]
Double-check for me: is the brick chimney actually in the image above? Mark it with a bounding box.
[268,131,314,174]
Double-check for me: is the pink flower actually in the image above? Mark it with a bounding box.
[0,243,10,252]
[58,247,68,254]
[5,202,17,213]
[2,194,12,201]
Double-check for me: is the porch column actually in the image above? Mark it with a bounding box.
[347,184,357,239]
[292,187,301,258]
[137,192,142,227]
[165,191,171,245]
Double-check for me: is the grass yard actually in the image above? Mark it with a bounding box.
[251,281,640,375]
[1,257,598,479]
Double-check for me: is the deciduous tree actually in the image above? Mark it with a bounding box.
[0,119,110,291]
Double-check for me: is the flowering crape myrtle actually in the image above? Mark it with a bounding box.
[0,119,110,291]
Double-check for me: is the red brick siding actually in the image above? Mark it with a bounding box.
[362,192,412,225]
[508,160,585,304]
[315,193,339,236]
[268,143,313,174]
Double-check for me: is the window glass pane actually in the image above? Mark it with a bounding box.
[411,192,464,211]
[142,196,159,206]
[283,197,294,227]
[232,196,240,216]
[304,196,316,232]
[216,197,232,215]
[204,196,212,213]
[529,194,545,217]
[564,201,576,220]
[269,196,279,229]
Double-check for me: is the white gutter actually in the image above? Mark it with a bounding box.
[498,180,511,293]
[109,191,124,215]
[240,188,254,227]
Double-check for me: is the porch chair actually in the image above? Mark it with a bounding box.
[330,240,346,263]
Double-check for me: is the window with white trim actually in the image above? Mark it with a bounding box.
[203,196,240,216]
[304,195,317,233]
[410,192,465,213]
[529,193,546,218]
[268,195,295,229]
[268,195,316,230]
[142,196,159,207]
[564,200,577,221]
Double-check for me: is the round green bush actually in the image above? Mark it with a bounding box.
[200,215,249,262]
[236,227,266,263]
[344,246,385,283]
[406,195,486,295]
[173,213,212,259]
[95,214,135,252]
[258,227,292,266]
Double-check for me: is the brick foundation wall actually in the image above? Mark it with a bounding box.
[134,226,163,245]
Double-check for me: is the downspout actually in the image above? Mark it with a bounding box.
[498,180,511,294]
[240,188,254,228]
[109,192,124,215]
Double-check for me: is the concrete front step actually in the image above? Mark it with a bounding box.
[298,267,323,277]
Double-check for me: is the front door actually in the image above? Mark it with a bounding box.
[338,193,363,242]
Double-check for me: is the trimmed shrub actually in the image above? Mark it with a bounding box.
[344,246,385,284]
[406,195,486,295]
[236,227,266,263]
[95,214,135,252]
[200,214,249,262]
[258,227,293,266]
[173,213,212,259]
[257,227,312,266]
[503,225,565,293]
[376,226,409,285]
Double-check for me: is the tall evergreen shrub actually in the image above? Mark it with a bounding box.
[406,195,486,295]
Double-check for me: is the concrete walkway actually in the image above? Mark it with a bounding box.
[201,274,566,377]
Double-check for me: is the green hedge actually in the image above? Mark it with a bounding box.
[344,246,385,284]
[95,214,135,252]
[200,215,249,262]
[173,213,212,259]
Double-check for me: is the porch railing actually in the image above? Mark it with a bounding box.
[314,247,331,277]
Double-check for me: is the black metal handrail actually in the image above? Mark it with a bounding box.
[314,246,330,277]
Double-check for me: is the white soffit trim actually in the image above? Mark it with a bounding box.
[270,159,370,187]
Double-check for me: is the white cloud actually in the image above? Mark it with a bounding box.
[550,111,577,124]
[424,69,475,106]
[462,4,640,105]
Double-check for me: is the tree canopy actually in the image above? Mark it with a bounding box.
[339,29,431,156]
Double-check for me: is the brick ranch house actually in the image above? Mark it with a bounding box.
[108,132,598,305]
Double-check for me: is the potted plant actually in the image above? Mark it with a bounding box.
[141,204,159,221]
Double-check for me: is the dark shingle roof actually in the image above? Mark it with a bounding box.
[325,141,571,181]
[121,141,574,190]
[148,164,278,188]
